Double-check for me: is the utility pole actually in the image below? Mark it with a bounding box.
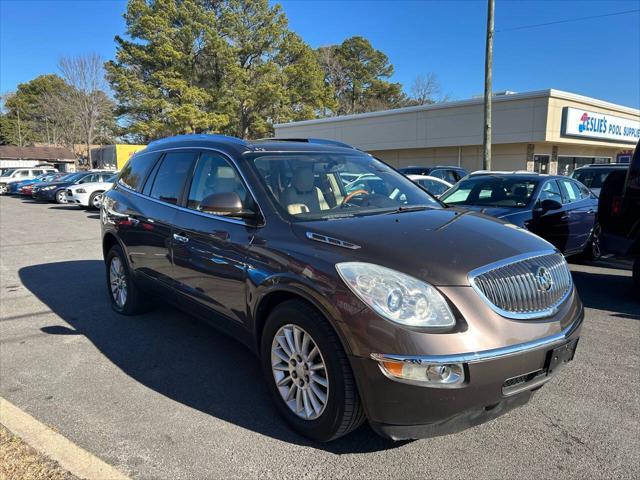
[483,0,494,170]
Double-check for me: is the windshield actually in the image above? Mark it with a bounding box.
[441,176,538,208]
[250,153,440,221]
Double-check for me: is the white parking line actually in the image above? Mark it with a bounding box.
[0,397,130,480]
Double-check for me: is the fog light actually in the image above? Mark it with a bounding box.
[376,358,464,387]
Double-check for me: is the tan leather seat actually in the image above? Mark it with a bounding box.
[282,167,328,214]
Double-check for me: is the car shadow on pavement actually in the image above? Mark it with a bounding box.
[572,270,640,318]
[19,260,406,454]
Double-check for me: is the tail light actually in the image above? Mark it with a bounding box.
[611,196,622,216]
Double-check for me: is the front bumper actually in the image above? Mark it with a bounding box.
[351,306,583,440]
[65,190,90,206]
[32,189,58,201]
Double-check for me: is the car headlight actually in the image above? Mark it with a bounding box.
[336,262,456,329]
[42,186,56,191]
[75,188,86,194]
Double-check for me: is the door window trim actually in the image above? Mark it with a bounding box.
[117,146,265,227]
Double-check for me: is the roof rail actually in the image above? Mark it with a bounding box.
[260,138,357,149]
[146,134,247,148]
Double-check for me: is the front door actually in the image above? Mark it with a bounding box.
[527,179,569,251]
[171,150,256,324]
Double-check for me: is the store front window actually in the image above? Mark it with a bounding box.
[557,156,611,176]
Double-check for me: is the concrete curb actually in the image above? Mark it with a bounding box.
[0,397,130,480]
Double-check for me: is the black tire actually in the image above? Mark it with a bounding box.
[88,191,104,210]
[260,300,366,442]
[55,189,67,204]
[105,244,150,315]
[582,222,602,261]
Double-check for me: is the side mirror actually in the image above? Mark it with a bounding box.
[540,198,562,211]
[199,192,256,219]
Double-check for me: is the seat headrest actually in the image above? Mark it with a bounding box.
[292,167,315,193]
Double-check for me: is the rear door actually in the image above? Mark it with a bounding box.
[171,150,257,325]
[558,178,594,252]
[115,150,182,284]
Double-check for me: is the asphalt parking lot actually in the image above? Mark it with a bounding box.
[1,194,639,479]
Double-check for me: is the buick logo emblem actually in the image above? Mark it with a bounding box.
[535,267,553,292]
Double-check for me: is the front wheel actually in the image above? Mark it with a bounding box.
[89,191,104,210]
[261,300,365,442]
[55,190,67,204]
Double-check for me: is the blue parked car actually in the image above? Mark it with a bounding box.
[6,172,61,195]
[440,172,601,259]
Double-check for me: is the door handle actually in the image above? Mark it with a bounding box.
[173,233,189,243]
[560,215,569,221]
[587,209,595,214]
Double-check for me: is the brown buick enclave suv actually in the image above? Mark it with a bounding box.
[101,135,583,441]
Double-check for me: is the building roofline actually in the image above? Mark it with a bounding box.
[274,89,639,129]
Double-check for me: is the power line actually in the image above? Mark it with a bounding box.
[496,9,640,33]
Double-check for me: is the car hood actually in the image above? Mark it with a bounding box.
[293,207,554,286]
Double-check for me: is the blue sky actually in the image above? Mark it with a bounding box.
[1,0,639,107]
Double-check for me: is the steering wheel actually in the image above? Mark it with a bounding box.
[342,189,370,205]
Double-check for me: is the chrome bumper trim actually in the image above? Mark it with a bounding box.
[371,309,583,366]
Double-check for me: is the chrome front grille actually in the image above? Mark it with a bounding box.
[469,251,573,319]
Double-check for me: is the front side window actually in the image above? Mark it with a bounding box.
[537,180,562,205]
[148,152,196,205]
[441,176,537,208]
[118,152,161,192]
[187,152,248,212]
[250,153,439,220]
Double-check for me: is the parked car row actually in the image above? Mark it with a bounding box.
[2,169,117,209]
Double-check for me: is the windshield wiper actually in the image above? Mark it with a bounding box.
[383,205,431,215]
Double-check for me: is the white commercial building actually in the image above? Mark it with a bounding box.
[274,89,640,175]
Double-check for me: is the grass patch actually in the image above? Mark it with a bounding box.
[0,424,78,480]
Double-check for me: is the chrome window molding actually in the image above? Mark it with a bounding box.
[467,249,573,320]
[371,309,582,368]
[305,232,361,250]
[116,146,266,228]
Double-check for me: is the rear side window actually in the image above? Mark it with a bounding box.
[431,169,458,184]
[558,179,581,203]
[148,152,196,205]
[118,153,161,192]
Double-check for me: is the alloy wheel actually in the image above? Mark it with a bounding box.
[109,256,128,308]
[271,324,329,420]
[92,193,103,209]
[56,191,67,203]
